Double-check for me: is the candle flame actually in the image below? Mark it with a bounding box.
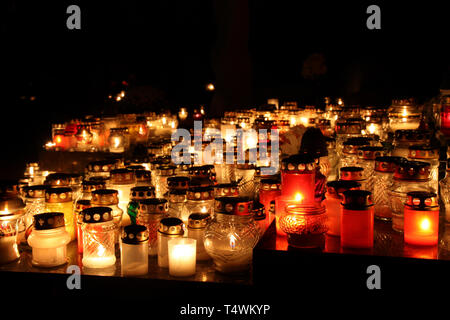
[300,117,308,126]
[113,137,121,148]
[368,123,376,134]
[200,207,208,214]
[229,234,237,249]
[420,218,431,231]
[97,244,105,257]
[294,193,303,203]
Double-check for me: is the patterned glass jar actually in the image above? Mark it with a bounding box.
[407,145,440,192]
[373,156,406,221]
[91,189,123,243]
[108,169,136,219]
[136,198,169,256]
[388,160,435,232]
[439,159,450,223]
[339,137,372,169]
[167,190,189,221]
[204,197,260,274]
[234,163,256,198]
[356,146,385,193]
[21,185,48,244]
[185,187,214,224]
[339,166,367,190]
[81,207,116,268]
[391,130,431,158]
[154,165,177,198]
[45,187,75,242]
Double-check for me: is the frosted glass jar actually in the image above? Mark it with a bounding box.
[204,197,260,274]
[120,224,149,276]
[45,187,75,242]
[81,207,116,268]
[157,217,184,268]
[27,212,70,267]
[187,213,211,261]
[388,161,435,232]
[137,198,169,256]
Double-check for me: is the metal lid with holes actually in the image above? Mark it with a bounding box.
[281,154,316,173]
[404,191,439,211]
[122,224,149,244]
[341,190,373,210]
[339,167,365,181]
[82,207,113,223]
[158,217,184,236]
[23,185,49,199]
[82,180,106,193]
[188,165,216,177]
[188,213,211,229]
[45,187,73,203]
[214,196,253,216]
[130,186,155,200]
[326,180,361,198]
[189,177,213,188]
[374,156,406,173]
[252,202,266,221]
[335,121,362,135]
[342,137,372,155]
[187,187,214,201]
[33,212,65,230]
[260,179,281,191]
[75,199,91,213]
[157,165,177,176]
[134,170,152,183]
[86,160,117,173]
[168,190,187,203]
[91,189,119,205]
[167,176,190,190]
[44,173,70,186]
[394,130,431,144]
[139,198,169,215]
[357,146,384,160]
[213,183,239,197]
[68,173,83,186]
[110,168,135,185]
[0,196,26,218]
[393,160,430,181]
[408,145,439,160]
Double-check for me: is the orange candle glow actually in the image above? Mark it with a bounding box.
[275,192,304,236]
[404,191,439,246]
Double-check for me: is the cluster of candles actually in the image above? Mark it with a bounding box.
[2,95,450,278]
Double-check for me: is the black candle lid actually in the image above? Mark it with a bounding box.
[374,156,406,173]
[341,190,373,210]
[281,154,316,172]
[404,191,439,211]
[34,212,65,230]
[188,213,211,229]
[130,186,155,200]
[138,198,169,214]
[122,224,149,244]
[158,217,184,236]
[215,196,253,215]
[393,160,430,181]
[339,167,364,181]
[82,207,113,223]
[326,180,361,197]
[357,146,384,160]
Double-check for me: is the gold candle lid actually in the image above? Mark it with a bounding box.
[23,185,49,198]
[91,189,119,205]
[130,186,155,200]
[404,191,439,210]
[408,145,439,160]
[187,213,210,229]
[214,196,253,216]
[213,183,239,197]
[110,168,135,185]
[86,160,118,173]
[138,198,169,214]
[44,173,70,186]
[45,187,73,203]
[158,217,184,236]
[187,186,214,201]
[393,160,431,181]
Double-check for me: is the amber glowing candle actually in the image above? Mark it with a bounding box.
[404,191,439,246]
[340,190,374,248]
[280,154,316,203]
[258,179,281,226]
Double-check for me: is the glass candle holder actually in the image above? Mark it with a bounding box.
[75,124,94,152]
[157,217,184,268]
[167,190,189,221]
[213,183,240,198]
[403,191,439,246]
[45,187,75,242]
[168,238,196,277]
[81,207,116,268]
[188,165,217,185]
[167,176,190,193]
[258,179,281,226]
[27,212,70,267]
[21,185,48,244]
[389,161,435,232]
[340,190,374,248]
[325,180,361,236]
[78,180,106,202]
[137,198,169,256]
[185,187,214,224]
[407,145,440,192]
[280,154,316,203]
[234,163,256,198]
[204,197,260,274]
[75,200,91,253]
[388,99,421,132]
[439,159,450,223]
[252,202,267,237]
[279,203,328,248]
[440,95,450,137]
[0,196,25,264]
[108,128,127,153]
[339,137,372,169]
[373,156,406,221]
[392,130,431,158]
[155,165,177,198]
[339,166,367,190]
[108,168,136,220]
[85,160,118,180]
[44,173,70,187]
[134,170,152,187]
[52,128,69,151]
[120,224,149,276]
[187,213,211,261]
[356,146,385,193]
[127,186,155,225]
[91,189,123,243]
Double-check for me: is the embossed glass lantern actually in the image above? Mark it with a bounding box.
[108,168,136,218]
[0,196,25,264]
[339,166,367,190]
[373,156,406,221]
[340,190,374,248]
[185,186,214,223]
[91,189,123,243]
[155,165,177,198]
[392,130,431,158]
[204,197,260,274]
[325,180,361,236]
[404,191,439,246]
[388,99,421,132]
[45,187,75,241]
[439,159,450,223]
[27,212,70,267]
[167,190,189,221]
[126,186,156,225]
[388,161,435,232]
[121,224,149,276]
[157,217,184,268]
[136,198,169,256]
[187,213,211,261]
[81,207,116,268]
[21,185,48,243]
[356,146,385,193]
[407,145,440,192]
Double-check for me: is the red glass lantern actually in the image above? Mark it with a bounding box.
[280,154,316,203]
[440,96,450,137]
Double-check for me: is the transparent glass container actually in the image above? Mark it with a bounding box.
[154,165,176,198]
[157,217,184,268]
[407,145,440,192]
[204,197,260,274]
[27,212,70,267]
[108,127,127,153]
[120,224,149,276]
[185,187,214,224]
[234,164,256,198]
[187,213,211,261]
[167,190,189,221]
[356,146,385,193]
[388,99,421,132]
[373,156,405,221]
[108,168,136,222]
[21,185,48,244]
[91,189,123,243]
[388,161,435,232]
[392,130,431,158]
[0,196,25,264]
[439,160,450,223]
[81,207,116,268]
[45,187,75,242]
[136,198,169,256]
[338,137,372,170]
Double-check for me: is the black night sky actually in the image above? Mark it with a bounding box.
[1,0,449,179]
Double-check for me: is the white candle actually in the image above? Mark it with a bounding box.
[83,255,116,269]
[168,238,196,277]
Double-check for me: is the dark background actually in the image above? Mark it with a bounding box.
[1,0,449,179]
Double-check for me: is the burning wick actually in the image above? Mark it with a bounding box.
[294,193,303,203]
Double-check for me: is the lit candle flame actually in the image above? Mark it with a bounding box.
[300,117,308,126]
[294,193,303,203]
[200,207,208,214]
[368,123,376,134]
[113,137,121,148]
[420,218,431,231]
[97,244,105,257]
[206,83,215,91]
[229,234,236,249]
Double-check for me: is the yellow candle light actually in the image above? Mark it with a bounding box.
[168,238,197,277]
